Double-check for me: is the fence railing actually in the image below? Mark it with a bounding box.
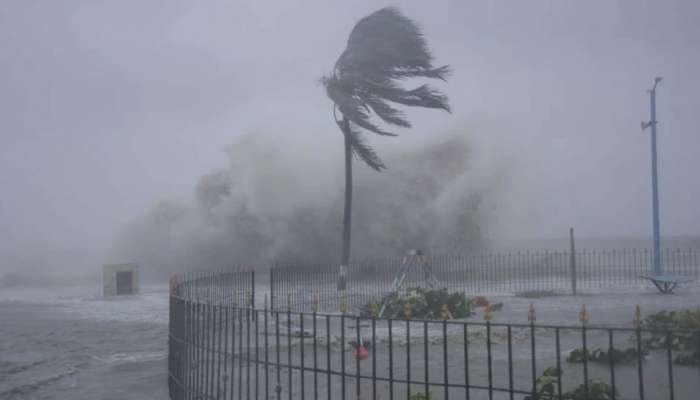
[171,269,255,307]
[271,248,700,312]
[168,272,700,400]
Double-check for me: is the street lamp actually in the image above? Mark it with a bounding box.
[641,77,662,276]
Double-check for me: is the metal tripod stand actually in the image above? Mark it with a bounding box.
[377,249,440,318]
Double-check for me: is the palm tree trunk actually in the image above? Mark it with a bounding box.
[338,117,352,291]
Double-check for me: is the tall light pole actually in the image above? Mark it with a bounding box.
[641,77,663,275]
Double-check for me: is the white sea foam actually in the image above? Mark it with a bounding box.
[0,284,170,324]
[0,364,79,398]
[91,351,167,365]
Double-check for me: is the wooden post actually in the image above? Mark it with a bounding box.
[569,227,577,295]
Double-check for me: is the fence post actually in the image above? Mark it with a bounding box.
[570,227,577,295]
[251,270,256,306]
[251,270,256,321]
[269,266,275,310]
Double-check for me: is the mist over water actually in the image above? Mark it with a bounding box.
[117,131,511,279]
[116,125,700,281]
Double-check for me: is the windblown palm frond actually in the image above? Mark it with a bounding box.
[322,6,451,170]
[340,120,386,171]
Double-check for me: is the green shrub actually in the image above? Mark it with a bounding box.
[674,351,700,366]
[525,367,616,400]
[565,381,615,400]
[409,392,432,400]
[565,308,700,367]
[566,347,646,365]
[635,308,700,366]
[640,308,700,331]
[361,288,474,319]
[526,366,560,399]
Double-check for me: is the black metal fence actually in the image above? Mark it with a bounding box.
[169,272,700,400]
[271,249,700,312]
[171,269,256,307]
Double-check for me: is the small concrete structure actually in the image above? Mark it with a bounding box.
[103,263,139,296]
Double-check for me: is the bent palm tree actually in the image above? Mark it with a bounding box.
[322,7,451,290]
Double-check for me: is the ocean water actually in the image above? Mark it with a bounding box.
[0,285,169,400]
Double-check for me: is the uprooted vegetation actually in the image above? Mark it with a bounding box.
[361,288,503,320]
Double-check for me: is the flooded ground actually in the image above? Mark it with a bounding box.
[1,283,698,399]
[0,285,169,400]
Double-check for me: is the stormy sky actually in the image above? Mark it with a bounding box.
[1,1,699,280]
